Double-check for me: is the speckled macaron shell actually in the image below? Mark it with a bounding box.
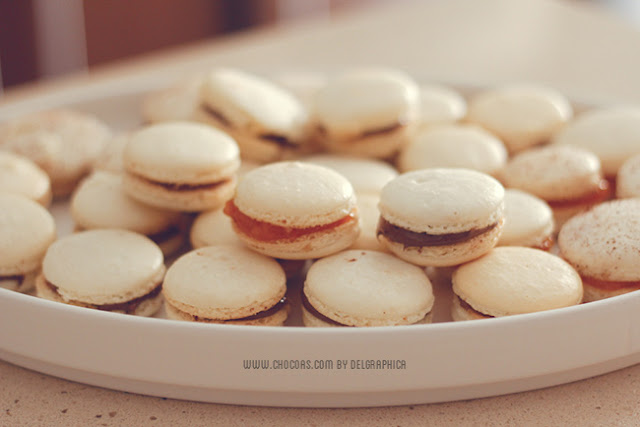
[418,84,467,127]
[616,154,640,199]
[0,151,52,206]
[162,246,288,324]
[302,154,398,195]
[0,109,112,197]
[397,124,507,176]
[452,247,583,318]
[190,208,243,249]
[38,229,165,309]
[141,74,203,124]
[303,250,434,326]
[466,84,573,153]
[552,107,640,178]
[497,189,554,249]
[0,194,56,282]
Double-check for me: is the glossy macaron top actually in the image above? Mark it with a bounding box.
[233,161,356,228]
[0,151,51,206]
[0,193,56,274]
[42,229,165,305]
[452,246,583,317]
[200,68,310,143]
[304,249,434,326]
[558,199,640,282]
[379,168,504,234]
[313,68,420,137]
[123,121,239,184]
[163,245,286,320]
[552,107,640,177]
[497,189,554,248]
[500,145,603,201]
[616,154,640,198]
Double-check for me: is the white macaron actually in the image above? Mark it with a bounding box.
[497,189,555,250]
[417,84,467,128]
[0,151,52,206]
[616,153,640,199]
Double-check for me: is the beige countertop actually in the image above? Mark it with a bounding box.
[2,0,640,424]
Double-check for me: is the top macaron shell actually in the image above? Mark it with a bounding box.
[616,154,640,198]
[418,84,467,127]
[123,122,240,184]
[379,168,505,234]
[452,247,583,317]
[497,189,554,248]
[0,151,52,206]
[0,193,56,274]
[304,250,434,326]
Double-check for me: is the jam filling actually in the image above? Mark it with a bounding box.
[224,200,356,243]
[581,276,640,291]
[301,292,349,326]
[377,217,498,248]
[192,297,288,323]
[46,280,162,314]
[546,179,611,209]
[134,173,230,192]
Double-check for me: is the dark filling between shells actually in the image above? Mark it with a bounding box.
[301,292,349,327]
[376,217,498,247]
[192,297,288,323]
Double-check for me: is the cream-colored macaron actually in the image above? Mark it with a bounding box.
[552,107,640,179]
[163,246,289,326]
[558,199,640,302]
[500,145,611,229]
[93,133,130,173]
[71,171,186,256]
[313,68,420,159]
[190,208,242,249]
[466,84,573,154]
[417,84,467,128]
[141,74,203,124]
[123,121,240,212]
[0,151,52,206]
[225,161,360,260]
[196,68,312,164]
[0,193,56,293]
[302,250,434,327]
[497,189,555,250]
[451,247,583,321]
[377,168,505,267]
[616,153,640,199]
[302,154,398,196]
[0,109,112,197]
[349,194,389,252]
[397,124,507,176]
[36,229,165,316]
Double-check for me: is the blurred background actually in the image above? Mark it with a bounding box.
[1,0,638,92]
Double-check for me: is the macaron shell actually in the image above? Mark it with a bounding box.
[350,194,388,252]
[165,299,290,326]
[93,133,130,173]
[141,74,203,124]
[450,295,490,321]
[42,229,165,305]
[497,189,554,248]
[0,151,52,206]
[616,154,640,198]
[418,84,467,127]
[1,270,39,293]
[558,199,640,282]
[162,246,287,321]
[321,123,415,160]
[304,250,434,326]
[452,247,583,317]
[0,193,56,275]
[190,208,243,249]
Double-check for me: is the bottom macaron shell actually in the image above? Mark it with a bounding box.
[123,173,237,212]
[322,126,412,160]
[164,300,290,326]
[301,305,433,327]
[233,218,361,260]
[378,219,504,267]
[450,295,491,322]
[0,270,38,293]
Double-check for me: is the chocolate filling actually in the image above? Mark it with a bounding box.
[377,217,498,248]
[148,224,182,245]
[192,297,288,323]
[134,173,230,192]
[202,104,232,127]
[46,280,162,314]
[318,120,406,142]
[301,292,349,326]
[458,297,492,319]
[0,275,24,288]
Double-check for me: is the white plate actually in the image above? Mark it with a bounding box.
[1,75,639,408]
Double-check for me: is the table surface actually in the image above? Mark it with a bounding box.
[2,0,640,424]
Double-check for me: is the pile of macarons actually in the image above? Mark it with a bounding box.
[1,66,640,327]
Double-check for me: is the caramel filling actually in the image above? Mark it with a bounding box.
[377,217,498,248]
[191,297,288,323]
[224,200,357,243]
[46,280,162,314]
[546,179,611,209]
[133,173,230,192]
[581,276,640,292]
[301,292,349,326]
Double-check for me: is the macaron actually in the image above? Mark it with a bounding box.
[0,193,56,293]
[141,74,203,124]
[313,68,420,159]
[302,249,434,327]
[466,84,573,154]
[0,151,52,206]
[558,199,640,302]
[93,133,130,173]
[0,109,111,197]
[123,121,240,212]
[224,161,360,260]
[397,124,507,176]
[377,168,505,267]
[350,194,389,252]
[302,154,398,196]
[552,106,640,179]
[71,171,186,256]
[163,245,289,326]
[616,154,640,199]
[417,84,467,128]
[451,247,583,321]
[196,68,312,163]
[35,229,165,316]
[497,189,555,250]
[500,145,610,228]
